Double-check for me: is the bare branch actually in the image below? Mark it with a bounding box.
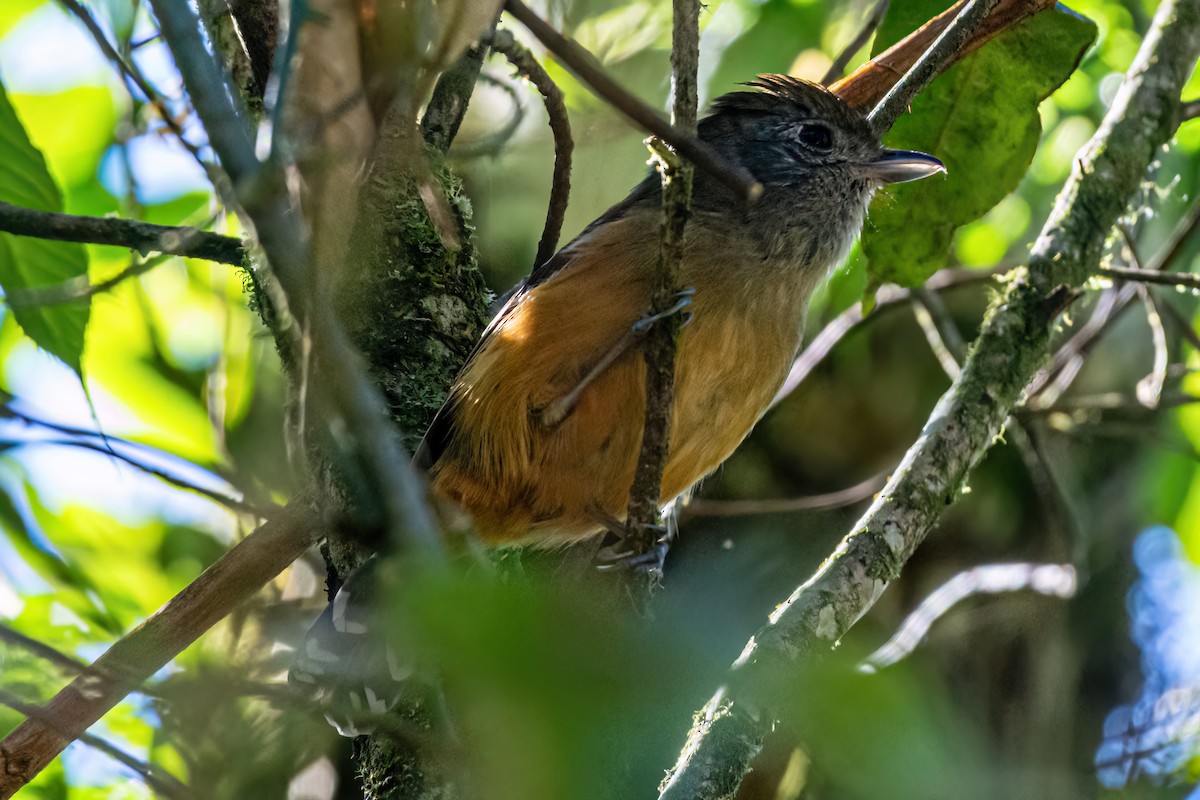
[831,0,1056,111]
[619,0,699,596]
[772,266,1001,408]
[1135,284,1169,408]
[503,0,761,201]
[910,286,964,380]
[8,437,270,517]
[492,29,574,268]
[422,33,495,153]
[1029,202,1200,405]
[0,624,88,676]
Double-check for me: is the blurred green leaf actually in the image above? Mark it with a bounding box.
[10,87,121,198]
[0,80,90,374]
[706,0,828,98]
[0,480,114,631]
[0,0,43,41]
[861,6,1096,295]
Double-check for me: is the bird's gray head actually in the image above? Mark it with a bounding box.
[700,74,944,197]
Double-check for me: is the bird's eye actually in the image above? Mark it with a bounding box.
[796,124,833,152]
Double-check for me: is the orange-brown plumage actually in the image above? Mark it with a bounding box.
[429,207,818,545]
[419,76,945,548]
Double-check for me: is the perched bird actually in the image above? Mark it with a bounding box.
[291,75,944,726]
[418,74,943,550]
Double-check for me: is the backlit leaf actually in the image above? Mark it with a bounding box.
[861,5,1097,295]
[0,79,90,374]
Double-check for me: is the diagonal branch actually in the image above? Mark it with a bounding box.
[657,0,1200,795]
[0,497,318,797]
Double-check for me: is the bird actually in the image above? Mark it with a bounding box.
[417,74,943,555]
[290,75,944,728]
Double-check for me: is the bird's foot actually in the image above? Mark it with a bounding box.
[593,522,671,575]
[631,288,696,334]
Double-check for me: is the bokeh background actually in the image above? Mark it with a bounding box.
[0,0,1198,797]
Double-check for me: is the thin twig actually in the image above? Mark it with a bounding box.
[822,0,890,85]
[1099,263,1200,290]
[622,0,699,594]
[491,29,574,268]
[1029,202,1200,404]
[1157,299,1200,354]
[683,471,886,518]
[1135,284,1170,408]
[772,266,1001,408]
[867,0,1003,133]
[1026,391,1200,414]
[7,437,269,517]
[910,286,964,380]
[57,0,207,168]
[860,563,1076,673]
[0,624,88,675]
[0,201,244,273]
[449,71,526,157]
[503,0,761,201]
[831,0,1057,110]
[1183,98,1200,120]
[0,690,195,800]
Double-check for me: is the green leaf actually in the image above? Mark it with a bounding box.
[860,5,1097,295]
[0,80,90,374]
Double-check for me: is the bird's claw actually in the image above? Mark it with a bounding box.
[631,288,696,334]
[594,523,671,574]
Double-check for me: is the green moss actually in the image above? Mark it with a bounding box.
[337,158,490,452]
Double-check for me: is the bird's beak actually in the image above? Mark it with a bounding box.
[867,149,946,185]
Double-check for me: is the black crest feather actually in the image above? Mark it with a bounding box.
[709,74,868,133]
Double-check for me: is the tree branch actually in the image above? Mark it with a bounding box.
[657,1,1200,795]
[0,497,318,797]
[503,0,761,201]
[422,35,494,154]
[0,201,243,271]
